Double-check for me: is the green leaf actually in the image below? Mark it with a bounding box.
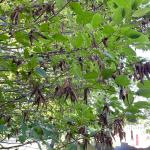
[67,142,77,150]
[137,80,150,88]
[39,23,49,32]
[15,31,30,46]
[75,33,83,48]
[126,113,138,123]
[121,27,141,39]
[126,106,140,114]
[55,0,64,9]
[35,67,46,77]
[0,125,6,132]
[0,118,5,125]
[28,57,38,69]
[33,126,43,139]
[91,13,103,28]
[114,0,130,8]
[76,11,93,25]
[84,71,98,80]
[121,47,136,57]
[134,101,150,109]
[52,33,67,42]
[18,135,26,143]
[131,0,141,10]
[115,75,130,86]
[103,25,114,36]
[0,34,8,41]
[24,49,29,58]
[101,69,114,79]
[70,63,82,77]
[127,30,141,39]
[137,88,150,98]
[137,80,150,98]
[69,2,83,14]
[133,7,150,17]
[112,8,123,23]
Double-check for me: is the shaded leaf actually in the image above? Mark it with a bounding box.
[15,31,30,46]
[133,7,150,17]
[137,88,150,98]
[35,67,46,77]
[134,101,150,109]
[52,33,68,42]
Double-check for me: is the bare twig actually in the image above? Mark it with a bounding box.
[0,141,37,149]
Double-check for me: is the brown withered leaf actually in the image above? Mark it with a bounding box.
[84,88,90,104]
[30,85,46,109]
[134,61,150,82]
[103,104,109,113]
[54,85,64,97]
[28,29,47,45]
[78,126,86,135]
[113,118,125,141]
[32,3,55,19]
[65,131,72,142]
[11,6,23,25]
[68,88,77,102]
[54,79,77,102]
[102,37,108,47]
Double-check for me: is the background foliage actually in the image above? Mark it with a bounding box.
[0,0,150,149]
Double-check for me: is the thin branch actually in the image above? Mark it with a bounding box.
[36,0,71,24]
[55,137,83,150]
[0,93,30,108]
[0,0,72,35]
[0,141,37,149]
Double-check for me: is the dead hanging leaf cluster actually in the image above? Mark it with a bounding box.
[98,104,109,127]
[119,86,128,101]
[94,131,113,147]
[95,104,125,147]
[78,126,89,149]
[22,110,29,122]
[10,6,23,25]
[54,79,77,102]
[30,85,46,109]
[65,126,89,149]
[141,18,150,31]
[113,118,125,141]
[28,29,47,45]
[32,3,55,19]
[0,114,11,127]
[94,104,113,147]
[83,88,90,104]
[78,126,86,135]
[134,61,150,82]
[10,2,55,25]
[12,58,23,66]
[53,60,67,72]
[89,55,104,71]
[63,104,125,148]
[65,131,73,142]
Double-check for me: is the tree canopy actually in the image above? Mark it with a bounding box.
[0,0,150,149]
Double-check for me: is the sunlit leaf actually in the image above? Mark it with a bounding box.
[115,75,130,86]
[133,7,150,17]
[91,13,103,28]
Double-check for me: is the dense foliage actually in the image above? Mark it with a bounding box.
[0,0,150,149]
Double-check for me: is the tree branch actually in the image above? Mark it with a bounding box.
[0,141,37,149]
